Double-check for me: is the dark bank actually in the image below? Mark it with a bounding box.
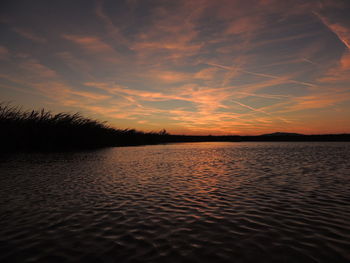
[1,103,350,152]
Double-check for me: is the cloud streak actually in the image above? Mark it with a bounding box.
[13,27,47,43]
[1,0,350,134]
[313,12,350,50]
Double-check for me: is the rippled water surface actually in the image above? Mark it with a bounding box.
[1,142,350,262]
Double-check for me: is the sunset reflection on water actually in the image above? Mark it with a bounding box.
[1,142,350,262]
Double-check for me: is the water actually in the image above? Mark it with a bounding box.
[1,142,350,262]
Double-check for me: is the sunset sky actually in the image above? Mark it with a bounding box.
[1,0,350,135]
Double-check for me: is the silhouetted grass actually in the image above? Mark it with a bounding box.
[0,103,170,151]
[1,103,349,152]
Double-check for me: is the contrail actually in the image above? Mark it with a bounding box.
[232,100,272,115]
[206,62,233,71]
[232,100,291,123]
[206,62,316,87]
[313,11,350,50]
[234,91,290,99]
[302,57,318,66]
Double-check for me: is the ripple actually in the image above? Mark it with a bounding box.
[1,142,350,262]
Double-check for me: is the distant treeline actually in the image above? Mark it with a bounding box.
[167,134,350,143]
[1,103,350,152]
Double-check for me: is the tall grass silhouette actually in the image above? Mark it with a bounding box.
[0,103,170,151]
[1,103,349,152]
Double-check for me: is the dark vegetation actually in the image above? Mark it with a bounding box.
[0,103,171,151]
[1,103,350,152]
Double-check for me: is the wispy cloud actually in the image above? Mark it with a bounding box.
[19,59,58,79]
[313,12,350,50]
[206,62,316,87]
[318,51,350,83]
[95,0,129,46]
[13,27,47,43]
[63,34,115,53]
[1,0,350,134]
[0,46,10,60]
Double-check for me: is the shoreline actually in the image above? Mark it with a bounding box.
[2,134,350,153]
[2,104,349,152]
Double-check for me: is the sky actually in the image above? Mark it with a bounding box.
[0,0,350,135]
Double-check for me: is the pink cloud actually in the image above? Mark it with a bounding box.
[194,67,219,80]
[318,52,350,83]
[63,34,116,53]
[19,59,58,79]
[288,92,350,112]
[225,16,263,35]
[153,70,190,84]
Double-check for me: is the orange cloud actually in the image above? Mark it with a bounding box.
[63,34,115,53]
[84,79,294,133]
[68,90,110,100]
[318,51,350,83]
[84,82,181,101]
[152,70,190,84]
[338,52,350,70]
[226,16,263,35]
[194,67,219,80]
[314,12,350,50]
[19,59,58,79]
[2,0,350,135]
[261,90,350,114]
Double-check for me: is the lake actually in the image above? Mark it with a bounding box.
[1,142,350,262]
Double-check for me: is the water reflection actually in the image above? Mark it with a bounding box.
[1,142,350,262]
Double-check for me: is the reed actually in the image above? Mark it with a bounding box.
[0,103,169,151]
[2,103,349,152]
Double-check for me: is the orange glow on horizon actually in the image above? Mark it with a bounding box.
[1,0,350,135]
